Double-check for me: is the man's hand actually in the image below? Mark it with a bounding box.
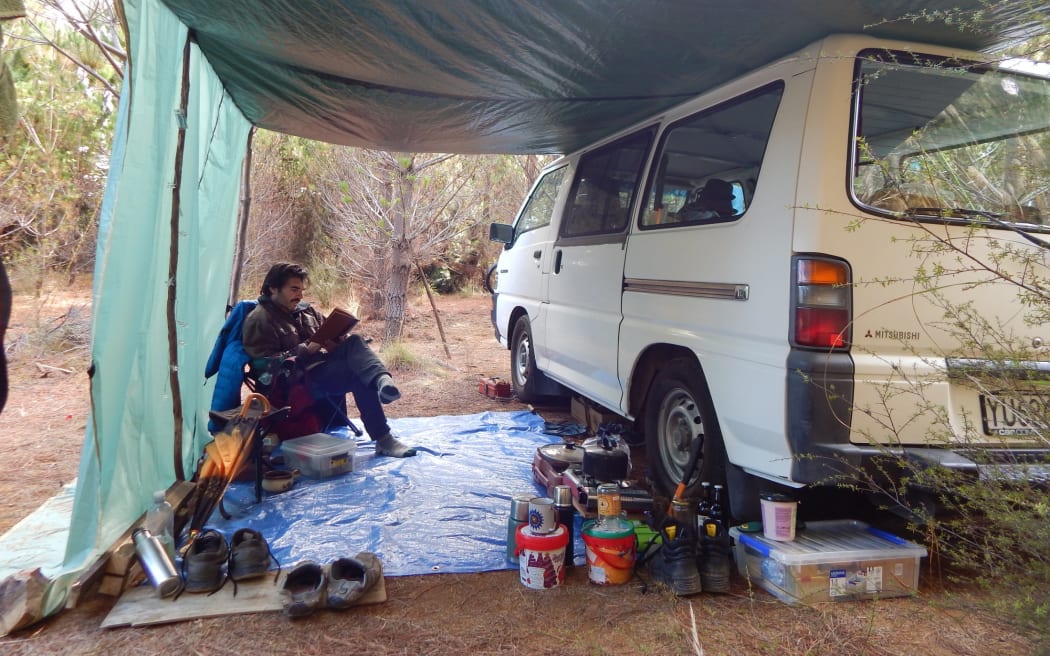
[305,341,323,355]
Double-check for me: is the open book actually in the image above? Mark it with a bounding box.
[309,307,359,346]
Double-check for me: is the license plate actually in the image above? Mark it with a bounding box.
[980,392,1050,436]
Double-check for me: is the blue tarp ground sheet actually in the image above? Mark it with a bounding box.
[207,410,567,576]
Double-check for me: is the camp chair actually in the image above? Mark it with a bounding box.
[244,356,363,440]
[205,299,361,438]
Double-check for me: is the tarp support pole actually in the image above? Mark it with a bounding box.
[229,126,254,309]
[167,32,192,482]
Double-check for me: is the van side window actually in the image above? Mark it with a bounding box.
[641,83,784,228]
[561,129,654,238]
[515,167,567,235]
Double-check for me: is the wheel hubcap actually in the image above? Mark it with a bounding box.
[658,387,703,482]
[514,334,531,384]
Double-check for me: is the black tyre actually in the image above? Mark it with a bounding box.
[644,359,727,502]
[510,315,541,402]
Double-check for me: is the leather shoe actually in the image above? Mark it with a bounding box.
[280,561,326,617]
[327,552,383,610]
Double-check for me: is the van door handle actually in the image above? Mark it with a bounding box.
[554,249,563,274]
[533,250,542,260]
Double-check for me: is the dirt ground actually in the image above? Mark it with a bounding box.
[0,283,1034,655]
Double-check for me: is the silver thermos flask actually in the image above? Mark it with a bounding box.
[506,494,533,564]
[133,528,183,597]
[553,485,575,567]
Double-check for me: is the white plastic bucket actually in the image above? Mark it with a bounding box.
[760,493,797,541]
[515,524,568,589]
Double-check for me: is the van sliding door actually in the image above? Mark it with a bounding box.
[543,129,654,410]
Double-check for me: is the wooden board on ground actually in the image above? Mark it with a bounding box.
[101,571,387,628]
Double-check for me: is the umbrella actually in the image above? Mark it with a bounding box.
[180,393,271,547]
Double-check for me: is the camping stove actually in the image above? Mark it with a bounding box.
[561,467,653,516]
[531,451,565,497]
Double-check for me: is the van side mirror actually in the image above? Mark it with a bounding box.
[489,222,514,244]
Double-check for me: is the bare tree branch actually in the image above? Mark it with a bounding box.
[22,17,119,98]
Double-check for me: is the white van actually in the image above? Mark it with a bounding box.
[489,34,1050,519]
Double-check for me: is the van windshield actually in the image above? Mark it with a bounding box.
[851,50,1050,227]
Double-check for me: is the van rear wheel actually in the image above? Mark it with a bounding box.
[644,359,726,504]
[510,316,540,403]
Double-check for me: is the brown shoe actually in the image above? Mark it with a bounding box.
[279,561,326,617]
[326,552,383,609]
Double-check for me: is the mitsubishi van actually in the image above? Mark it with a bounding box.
[488,34,1050,519]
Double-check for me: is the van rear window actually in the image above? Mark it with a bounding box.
[851,50,1050,227]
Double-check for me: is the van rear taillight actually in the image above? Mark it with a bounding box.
[793,257,851,349]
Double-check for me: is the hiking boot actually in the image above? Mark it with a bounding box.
[280,561,326,618]
[183,529,229,594]
[648,519,702,596]
[375,432,417,458]
[228,528,278,582]
[326,552,383,610]
[697,519,732,593]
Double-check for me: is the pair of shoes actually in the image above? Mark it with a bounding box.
[648,519,703,596]
[697,519,731,593]
[229,528,280,583]
[183,529,229,594]
[375,373,402,404]
[280,553,384,617]
[375,432,417,458]
[327,552,383,610]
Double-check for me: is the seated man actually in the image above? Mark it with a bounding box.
[675,178,736,222]
[242,262,417,458]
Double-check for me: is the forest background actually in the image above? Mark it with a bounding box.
[0,0,554,345]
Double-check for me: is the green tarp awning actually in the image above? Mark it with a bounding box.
[158,0,1044,154]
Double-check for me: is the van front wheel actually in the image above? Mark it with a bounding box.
[510,316,540,402]
[644,360,726,502]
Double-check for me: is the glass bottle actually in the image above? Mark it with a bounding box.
[593,483,631,534]
[710,484,726,527]
[697,481,713,521]
[144,490,176,560]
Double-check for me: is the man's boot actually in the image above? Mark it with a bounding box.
[648,518,702,596]
[698,518,731,593]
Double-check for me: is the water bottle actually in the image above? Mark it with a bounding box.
[553,485,576,567]
[145,490,176,561]
[133,528,183,598]
[506,494,533,564]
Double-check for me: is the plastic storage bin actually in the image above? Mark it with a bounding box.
[280,433,355,479]
[730,520,927,605]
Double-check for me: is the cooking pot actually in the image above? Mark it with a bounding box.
[537,443,584,472]
[582,438,629,482]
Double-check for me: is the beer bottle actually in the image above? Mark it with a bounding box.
[696,481,713,521]
[711,484,726,526]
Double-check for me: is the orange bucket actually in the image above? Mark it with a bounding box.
[581,523,636,585]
